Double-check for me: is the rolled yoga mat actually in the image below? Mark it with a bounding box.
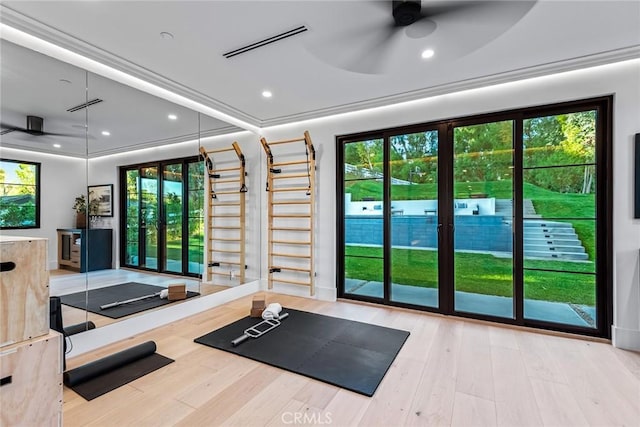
[63,321,96,336]
[64,340,174,401]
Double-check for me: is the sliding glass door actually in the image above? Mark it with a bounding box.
[453,120,514,318]
[337,97,611,337]
[121,156,203,277]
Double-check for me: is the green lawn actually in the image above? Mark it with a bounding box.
[346,246,595,305]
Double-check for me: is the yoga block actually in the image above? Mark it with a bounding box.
[250,308,264,318]
[167,283,187,301]
[252,295,266,309]
[0,331,63,426]
[0,236,50,347]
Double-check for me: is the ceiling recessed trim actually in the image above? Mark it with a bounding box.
[258,46,640,128]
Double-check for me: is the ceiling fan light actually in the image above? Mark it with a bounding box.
[421,49,435,59]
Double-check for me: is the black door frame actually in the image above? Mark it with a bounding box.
[336,96,613,338]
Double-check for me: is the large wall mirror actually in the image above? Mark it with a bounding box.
[1,39,260,340]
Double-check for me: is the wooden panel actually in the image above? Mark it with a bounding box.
[0,237,49,347]
[0,331,63,426]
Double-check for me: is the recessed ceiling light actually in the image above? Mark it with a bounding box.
[160,31,174,40]
[53,143,61,148]
[421,49,435,59]
[168,114,178,120]
[59,79,71,84]
[262,90,273,98]
[101,130,110,136]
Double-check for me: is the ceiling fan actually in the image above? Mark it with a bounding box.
[306,0,536,74]
[0,115,84,138]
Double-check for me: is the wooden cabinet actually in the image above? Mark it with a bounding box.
[57,228,112,273]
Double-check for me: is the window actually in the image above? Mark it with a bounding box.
[0,159,40,229]
[337,96,612,338]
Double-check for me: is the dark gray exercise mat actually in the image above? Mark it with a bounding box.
[58,282,199,319]
[66,352,174,401]
[194,308,410,396]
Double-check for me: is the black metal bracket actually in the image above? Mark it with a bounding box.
[270,267,281,273]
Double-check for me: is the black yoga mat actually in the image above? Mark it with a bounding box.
[64,341,174,401]
[194,308,409,396]
[59,282,199,319]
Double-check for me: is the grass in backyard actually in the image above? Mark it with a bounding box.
[345,245,595,305]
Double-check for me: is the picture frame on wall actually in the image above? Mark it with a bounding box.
[88,184,113,217]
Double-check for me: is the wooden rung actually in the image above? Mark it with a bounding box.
[211,166,241,172]
[211,226,241,229]
[209,237,241,242]
[272,200,311,205]
[270,265,311,272]
[272,214,311,218]
[212,214,241,218]
[214,190,242,195]
[271,187,310,192]
[268,137,306,145]
[272,160,309,167]
[210,249,241,253]
[206,147,235,154]
[212,178,241,183]
[270,277,311,287]
[271,227,311,231]
[271,240,311,245]
[272,173,309,179]
[212,202,241,206]
[210,272,240,276]
[272,252,311,259]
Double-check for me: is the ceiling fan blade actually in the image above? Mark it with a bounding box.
[341,24,403,74]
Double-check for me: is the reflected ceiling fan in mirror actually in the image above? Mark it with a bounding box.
[0,115,84,139]
[306,0,536,74]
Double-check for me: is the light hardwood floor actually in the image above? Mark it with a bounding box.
[63,293,640,426]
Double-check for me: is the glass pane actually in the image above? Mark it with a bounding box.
[524,166,596,219]
[188,161,205,275]
[524,269,596,328]
[453,120,514,318]
[0,160,38,228]
[389,130,439,308]
[343,139,384,298]
[141,166,158,269]
[523,110,596,168]
[163,163,183,273]
[125,169,139,266]
[524,219,595,273]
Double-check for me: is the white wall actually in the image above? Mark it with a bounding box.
[260,59,640,350]
[0,148,86,269]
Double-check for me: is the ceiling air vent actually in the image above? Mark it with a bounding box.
[66,98,103,113]
[223,25,308,59]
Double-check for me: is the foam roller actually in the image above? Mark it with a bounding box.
[64,341,157,387]
[63,321,96,336]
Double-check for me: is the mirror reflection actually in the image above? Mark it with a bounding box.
[1,40,258,338]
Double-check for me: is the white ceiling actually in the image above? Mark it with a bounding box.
[1,0,639,154]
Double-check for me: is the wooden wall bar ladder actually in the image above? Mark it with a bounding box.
[260,131,316,295]
[200,142,247,283]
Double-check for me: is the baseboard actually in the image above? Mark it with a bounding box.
[66,280,261,357]
[612,325,640,350]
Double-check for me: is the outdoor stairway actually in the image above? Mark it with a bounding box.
[523,221,588,260]
[494,199,540,218]
[494,199,588,261]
